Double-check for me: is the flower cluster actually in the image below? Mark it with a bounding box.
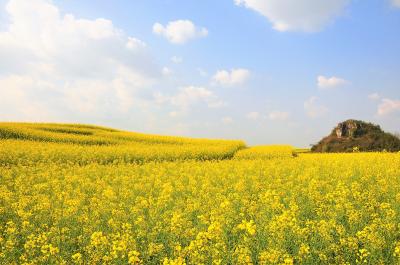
[0,123,245,166]
[1,123,400,264]
[234,145,294,159]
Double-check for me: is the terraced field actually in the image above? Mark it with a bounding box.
[0,123,245,165]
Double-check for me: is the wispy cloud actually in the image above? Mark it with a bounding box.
[154,86,225,111]
[235,0,350,32]
[153,20,208,44]
[368,93,381,101]
[171,56,183,64]
[317,75,348,90]
[377,98,400,116]
[268,111,290,121]
[304,96,328,118]
[212,68,250,87]
[392,0,400,8]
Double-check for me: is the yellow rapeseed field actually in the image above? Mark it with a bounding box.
[1,123,400,264]
[234,146,294,159]
[0,123,245,165]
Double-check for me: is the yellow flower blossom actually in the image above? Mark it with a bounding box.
[237,220,256,236]
[1,123,400,264]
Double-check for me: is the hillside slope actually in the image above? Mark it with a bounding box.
[0,123,246,164]
[311,119,400,152]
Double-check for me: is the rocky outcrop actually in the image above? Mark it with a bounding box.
[335,120,359,138]
[311,119,400,152]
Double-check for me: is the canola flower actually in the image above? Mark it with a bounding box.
[234,145,294,159]
[0,140,244,166]
[1,123,400,264]
[0,123,245,165]
[0,123,245,147]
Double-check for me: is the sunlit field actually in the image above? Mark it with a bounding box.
[1,123,400,264]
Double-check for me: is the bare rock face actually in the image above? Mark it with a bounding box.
[335,120,360,138]
[311,119,400,152]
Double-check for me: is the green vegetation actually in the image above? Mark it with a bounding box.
[311,119,400,152]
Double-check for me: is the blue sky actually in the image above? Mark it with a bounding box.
[0,0,399,147]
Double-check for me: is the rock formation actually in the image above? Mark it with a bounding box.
[311,119,400,152]
[335,120,359,138]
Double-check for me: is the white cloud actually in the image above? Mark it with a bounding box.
[377,98,400,116]
[317,75,348,89]
[154,86,225,110]
[162,67,172,76]
[222,117,234,124]
[126,37,146,50]
[304,96,328,118]
[0,0,159,121]
[268,111,290,121]
[234,0,350,32]
[212,68,250,87]
[392,0,400,8]
[171,56,183,64]
[0,75,56,121]
[246,111,260,120]
[368,93,380,101]
[153,20,208,44]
